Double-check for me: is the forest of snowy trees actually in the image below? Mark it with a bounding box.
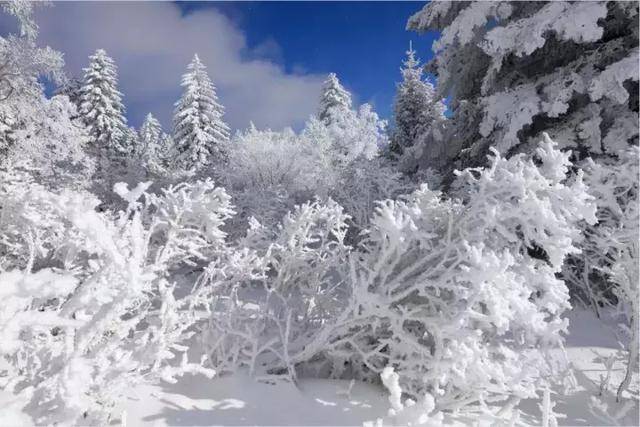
[0,1,638,425]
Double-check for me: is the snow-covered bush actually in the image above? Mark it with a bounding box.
[224,186,298,243]
[331,157,409,236]
[224,108,403,238]
[301,102,405,232]
[201,198,351,381]
[222,125,332,238]
[564,148,639,310]
[225,125,328,198]
[564,146,639,400]
[0,176,234,424]
[303,103,385,166]
[370,366,444,427]
[0,163,78,270]
[321,135,596,410]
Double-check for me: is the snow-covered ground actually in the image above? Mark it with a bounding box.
[515,309,639,426]
[98,309,638,426]
[1,309,637,426]
[116,375,387,426]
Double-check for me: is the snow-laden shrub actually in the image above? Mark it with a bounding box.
[226,125,324,196]
[302,107,406,233]
[564,146,639,400]
[201,198,351,381]
[302,103,385,166]
[331,157,409,236]
[224,186,298,242]
[368,366,444,427]
[0,163,86,270]
[222,125,335,237]
[224,114,404,238]
[321,135,596,410]
[0,177,233,424]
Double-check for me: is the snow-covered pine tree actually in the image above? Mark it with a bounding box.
[172,54,230,171]
[78,49,129,154]
[407,1,639,171]
[138,112,177,178]
[140,113,162,147]
[318,72,353,124]
[391,42,445,157]
[157,132,176,165]
[138,113,162,158]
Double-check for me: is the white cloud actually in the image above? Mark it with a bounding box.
[31,2,325,131]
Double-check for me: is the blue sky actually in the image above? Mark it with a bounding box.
[179,1,439,119]
[1,1,438,131]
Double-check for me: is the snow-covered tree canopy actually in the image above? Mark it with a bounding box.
[78,49,129,154]
[391,42,446,157]
[0,0,91,186]
[408,1,639,170]
[137,112,170,170]
[139,113,162,153]
[318,72,353,125]
[173,54,230,172]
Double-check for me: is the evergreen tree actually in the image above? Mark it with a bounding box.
[158,133,175,164]
[318,73,353,124]
[172,54,230,171]
[408,1,639,171]
[122,126,140,157]
[138,112,169,172]
[78,49,129,154]
[139,113,162,155]
[391,42,446,157]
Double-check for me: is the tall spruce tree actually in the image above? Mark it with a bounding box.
[172,54,230,171]
[139,113,162,154]
[391,42,446,158]
[318,73,353,124]
[138,113,165,169]
[78,49,129,154]
[408,1,639,171]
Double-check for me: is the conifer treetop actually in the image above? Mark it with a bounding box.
[318,72,353,124]
[172,53,230,171]
[79,48,129,153]
[391,41,446,160]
